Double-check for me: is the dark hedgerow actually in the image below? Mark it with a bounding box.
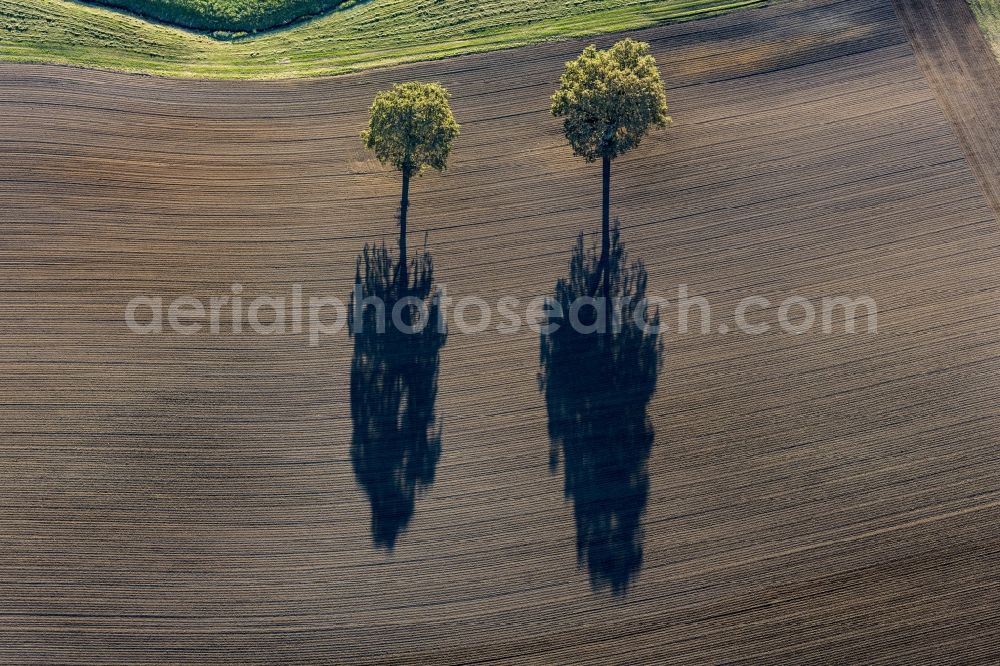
[86,0,346,33]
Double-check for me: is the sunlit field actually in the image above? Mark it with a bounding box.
[0,0,764,78]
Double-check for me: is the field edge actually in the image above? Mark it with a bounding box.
[0,0,768,80]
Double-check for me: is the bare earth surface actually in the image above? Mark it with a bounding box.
[892,0,1000,217]
[1,0,1000,663]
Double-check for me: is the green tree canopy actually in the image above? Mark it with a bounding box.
[551,39,670,163]
[362,81,460,177]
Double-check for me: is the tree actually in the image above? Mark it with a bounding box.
[551,39,669,300]
[362,81,459,291]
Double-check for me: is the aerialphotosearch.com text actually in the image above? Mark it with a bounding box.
[124,283,878,346]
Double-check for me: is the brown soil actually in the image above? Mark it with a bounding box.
[1,0,999,663]
[892,0,1000,218]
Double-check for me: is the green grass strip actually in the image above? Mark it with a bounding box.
[0,0,767,79]
[968,0,1000,61]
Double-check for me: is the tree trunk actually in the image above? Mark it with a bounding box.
[398,165,411,292]
[601,154,611,301]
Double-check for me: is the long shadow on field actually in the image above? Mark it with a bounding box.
[539,223,662,595]
[349,243,447,551]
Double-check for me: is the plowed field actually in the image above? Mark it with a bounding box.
[1,0,999,662]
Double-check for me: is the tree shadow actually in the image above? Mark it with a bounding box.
[539,222,662,595]
[349,243,447,551]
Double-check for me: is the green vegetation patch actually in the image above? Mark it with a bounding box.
[968,0,1000,61]
[0,0,767,79]
[87,0,344,33]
